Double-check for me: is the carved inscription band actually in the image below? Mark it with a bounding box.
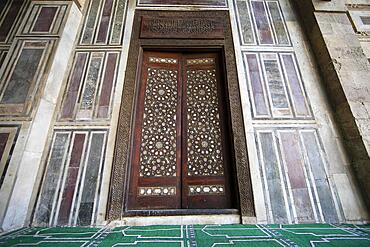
[140,16,225,39]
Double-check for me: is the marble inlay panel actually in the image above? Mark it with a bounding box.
[279,131,315,223]
[34,129,107,227]
[234,0,290,46]
[300,131,339,223]
[0,40,53,117]
[243,52,312,119]
[0,50,8,69]
[257,131,289,223]
[57,133,86,225]
[76,132,105,226]
[60,51,120,121]
[349,10,370,33]
[0,125,20,189]
[80,0,127,45]
[21,3,69,35]
[256,128,340,223]
[0,0,26,44]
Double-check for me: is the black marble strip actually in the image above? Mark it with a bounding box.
[0,125,20,189]
[76,132,105,226]
[0,0,25,43]
[34,129,108,227]
[1,48,44,104]
[34,133,70,226]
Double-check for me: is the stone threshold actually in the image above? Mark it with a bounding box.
[108,214,241,226]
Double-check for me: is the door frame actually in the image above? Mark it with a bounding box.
[125,49,239,216]
[107,10,255,220]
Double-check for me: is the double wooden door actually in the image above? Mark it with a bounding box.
[127,51,234,211]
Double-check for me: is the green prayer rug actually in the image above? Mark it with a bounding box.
[0,224,369,246]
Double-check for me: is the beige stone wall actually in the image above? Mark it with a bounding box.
[292,0,370,214]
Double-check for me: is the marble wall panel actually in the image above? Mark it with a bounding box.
[0,125,20,189]
[20,3,69,35]
[234,0,290,46]
[0,50,8,69]
[349,10,370,33]
[243,52,312,119]
[34,129,107,226]
[231,0,356,224]
[0,0,26,44]
[79,0,127,45]
[0,40,54,117]
[256,128,340,223]
[32,0,129,227]
[60,51,120,121]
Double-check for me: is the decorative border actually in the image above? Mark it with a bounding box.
[107,10,254,220]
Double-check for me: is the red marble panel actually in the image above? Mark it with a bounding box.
[61,53,88,119]
[0,0,23,42]
[32,7,58,32]
[97,53,117,118]
[57,133,85,225]
[280,131,314,222]
[96,0,114,43]
[280,132,306,189]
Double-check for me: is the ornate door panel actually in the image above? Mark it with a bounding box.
[182,54,232,209]
[127,51,182,210]
[127,51,233,211]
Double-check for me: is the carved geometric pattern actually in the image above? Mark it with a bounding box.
[149,57,177,64]
[187,58,215,65]
[189,185,225,195]
[139,68,178,177]
[138,186,176,196]
[186,69,224,176]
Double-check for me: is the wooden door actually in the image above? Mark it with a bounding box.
[127,51,233,211]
